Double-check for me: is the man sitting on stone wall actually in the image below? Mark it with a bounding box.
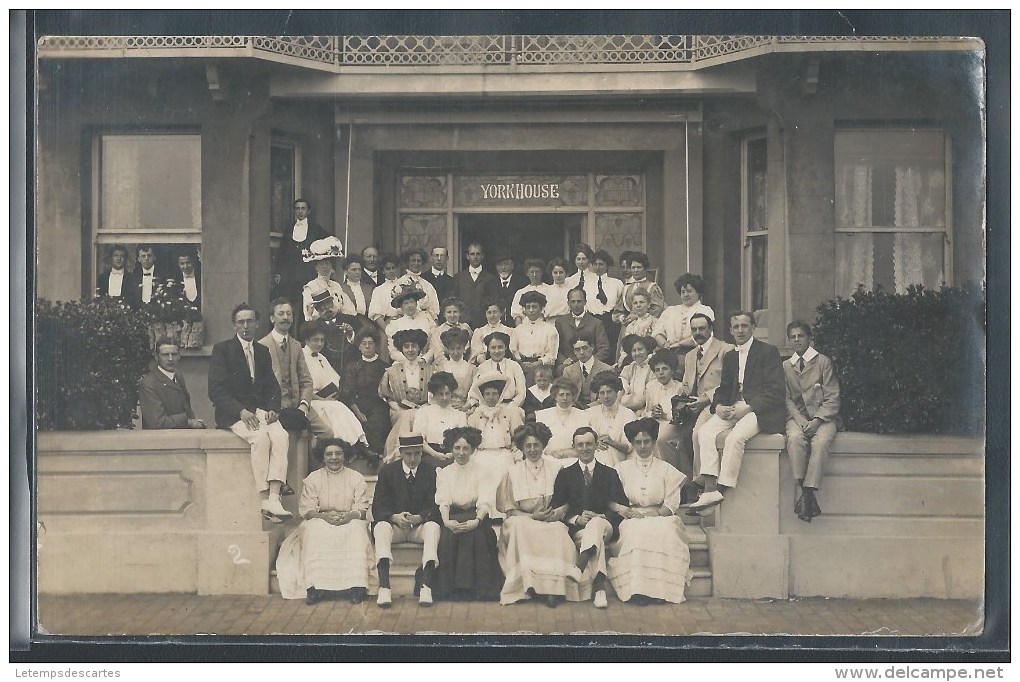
[139,337,206,430]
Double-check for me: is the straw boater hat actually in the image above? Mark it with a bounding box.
[475,370,508,394]
[398,434,425,450]
[304,278,333,306]
[302,236,345,263]
[390,281,427,309]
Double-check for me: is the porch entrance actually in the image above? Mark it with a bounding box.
[456,213,584,270]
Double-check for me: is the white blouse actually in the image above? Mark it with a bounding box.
[615,456,684,513]
[535,406,590,456]
[302,346,340,392]
[412,403,468,445]
[435,459,491,514]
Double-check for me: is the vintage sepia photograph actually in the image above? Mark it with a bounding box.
[27,11,993,651]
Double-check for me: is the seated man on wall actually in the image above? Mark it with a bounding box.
[783,320,841,523]
[139,337,206,430]
[208,303,292,522]
[689,310,785,513]
[372,434,442,608]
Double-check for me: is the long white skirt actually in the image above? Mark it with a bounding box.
[276,518,375,599]
[607,515,692,604]
[473,448,516,520]
[311,399,367,443]
[498,516,582,605]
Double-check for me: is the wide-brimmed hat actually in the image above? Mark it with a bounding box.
[304,279,332,305]
[391,282,427,309]
[391,328,429,351]
[302,236,345,263]
[475,370,508,393]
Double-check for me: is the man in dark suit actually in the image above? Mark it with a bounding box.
[208,303,291,522]
[494,255,527,327]
[132,244,164,307]
[452,241,500,328]
[560,333,615,408]
[96,244,138,305]
[422,246,456,313]
[139,338,206,429]
[359,246,384,287]
[553,287,611,368]
[689,310,786,512]
[551,427,628,609]
[273,198,329,315]
[371,434,442,608]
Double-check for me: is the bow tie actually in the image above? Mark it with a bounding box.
[142,272,153,277]
[311,352,319,357]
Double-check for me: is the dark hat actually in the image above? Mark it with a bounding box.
[392,328,429,351]
[278,407,311,432]
[391,282,427,309]
[475,370,508,393]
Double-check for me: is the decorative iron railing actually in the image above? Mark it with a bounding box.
[37,34,971,68]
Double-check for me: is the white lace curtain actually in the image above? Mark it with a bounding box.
[835,157,946,297]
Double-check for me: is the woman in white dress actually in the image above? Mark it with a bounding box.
[619,334,658,413]
[535,376,593,466]
[543,258,573,319]
[300,320,373,449]
[276,438,374,605]
[432,426,505,600]
[467,372,525,522]
[608,418,692,605]
[586,372,635,465]
[469,299,514,362]
[411,371,468,469]
[497,422,583,607]
[509,258,552,324]
[659,273,716,367]
[615,289,667,367]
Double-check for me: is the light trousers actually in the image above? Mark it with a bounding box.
[373,520,441,567]
[694,402,760,488]
[572,515,613,579]
[230,408,290,493]
[785,419,837,490]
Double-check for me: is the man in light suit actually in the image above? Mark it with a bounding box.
[139,338,206,429]
[550,427,628,609]
[689,310,786,512]
[560,332,615,409]
[338,254,375,318]
[783,320,841,522]
[660,313,733,502]
[208,303,291,521]
[553,287,611,368]
[259,297,336,480]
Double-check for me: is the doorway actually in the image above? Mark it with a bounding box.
[456,213,585,273]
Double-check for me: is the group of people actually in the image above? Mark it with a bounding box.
[135,198,842,608]
[97,243,202,309]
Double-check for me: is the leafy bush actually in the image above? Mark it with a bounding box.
[812,284,985,435]
[36,298,153,430]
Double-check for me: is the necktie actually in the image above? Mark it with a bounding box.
[692,347,704,396]
[502,279,509,289]
[495,362,501,373]
[575,317,582,328]
[798,357,805,372]
[407,470,415,484]
[578,271,585,288]
[583,466,593,487]
[596,276,608,305]
[142,272,152,277]
[582,364,589,378]
[281,337,288,357]
[243,342,255,379]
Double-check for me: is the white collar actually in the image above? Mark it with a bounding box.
[795,347,819,364]
[294,218,308,225]
[182,272,196,279]
[109,268,125,275]
[271,330,290,345]
[141,267,154,275]
[157,366,175,382]
[401,462,418,477]
[364,268,378,275]
[237,335,253,347]
[468,265,483,274]
[431,268,445,277]
[361,355,379,363]
[736,338,754,353]
[579,357,595,371]
[579,460,595,473]
[500,276,512,284]
[698,336,715,354]
[572,312,585,320]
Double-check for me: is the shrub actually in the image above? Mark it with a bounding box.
[36,298,153,430]
[812,284,985,435]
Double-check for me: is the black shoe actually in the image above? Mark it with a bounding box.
[804,490,822,520]
[280,482,295,497]
[794,491,805,518]
[305,587,321,605]
[413,567,423,597]
[350,588,366,605]
[545,595,559,609]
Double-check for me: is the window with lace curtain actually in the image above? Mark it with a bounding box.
[834,130,951,297]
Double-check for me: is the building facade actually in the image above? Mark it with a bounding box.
[36,35,985,422]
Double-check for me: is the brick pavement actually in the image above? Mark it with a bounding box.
[38,593,982,637]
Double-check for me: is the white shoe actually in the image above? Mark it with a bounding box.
[419,585,433,607]
[689,490,724,511]
[262,498,292,518]
[376,587,392,608]
[593,590,608,609]
[566,566,584,583]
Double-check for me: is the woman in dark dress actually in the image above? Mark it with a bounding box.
[341,327,390,455]
[432,426,504,601]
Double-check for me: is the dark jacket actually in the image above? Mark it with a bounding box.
[553,313,611,365]
[274,221,330,300]
[494,274,528,326]
[97,269,140,306]
[139,368,195,429]
[422,270,456,310]
[712,338,787,434]
[452,269,500,328]
[208,336,283,429]
[551,460,627,536]
[371,459,441,529]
